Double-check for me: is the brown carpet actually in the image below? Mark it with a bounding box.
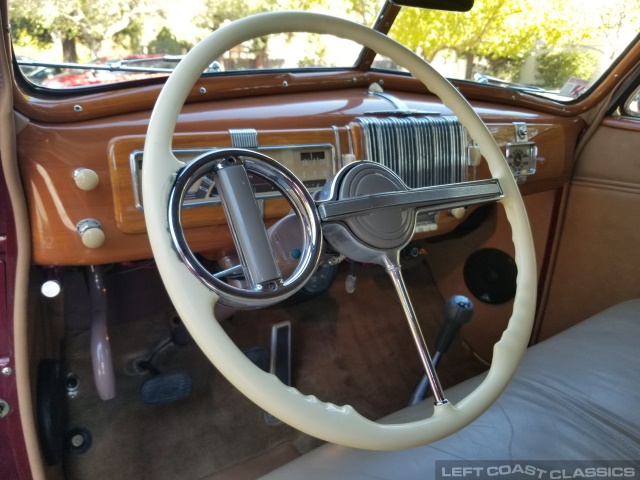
[62,259,485,480]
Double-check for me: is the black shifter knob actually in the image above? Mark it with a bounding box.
[407,294,475,405]
[434,295,474,354]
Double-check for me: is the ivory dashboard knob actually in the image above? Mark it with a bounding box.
[76,219,106,249]
[72,168,99,191]
[449,207,467,220]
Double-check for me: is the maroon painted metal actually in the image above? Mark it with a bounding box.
[0,166,32,478]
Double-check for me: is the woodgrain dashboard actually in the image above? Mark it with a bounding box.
[16,88,584,266]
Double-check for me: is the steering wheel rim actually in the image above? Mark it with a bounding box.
[142,11,536,450]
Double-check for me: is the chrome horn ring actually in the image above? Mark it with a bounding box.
[168,148,323,309]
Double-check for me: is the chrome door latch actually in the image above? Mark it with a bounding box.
[505,122,537,183]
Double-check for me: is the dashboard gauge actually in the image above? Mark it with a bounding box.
[131,144,335,210]
[183,174,214,202]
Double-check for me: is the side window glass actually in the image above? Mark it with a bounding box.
[623,86,640,117]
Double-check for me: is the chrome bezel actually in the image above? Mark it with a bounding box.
[167,148,323,309]
[505,141,538,178]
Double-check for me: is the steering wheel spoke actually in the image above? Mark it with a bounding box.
[382,252,448,406]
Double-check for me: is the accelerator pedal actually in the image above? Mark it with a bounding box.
[265,321,292,425]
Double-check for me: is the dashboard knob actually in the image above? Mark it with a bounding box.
[72,168,99,191]
[76,219,106,249]
[449,207,467,220]
[342,153,357,165]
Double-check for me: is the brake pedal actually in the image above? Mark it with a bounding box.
[141,373,192,405]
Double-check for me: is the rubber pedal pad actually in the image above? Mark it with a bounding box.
[141,372,192,405]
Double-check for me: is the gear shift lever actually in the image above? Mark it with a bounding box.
[435,295,474,355]
[408,295,474,405]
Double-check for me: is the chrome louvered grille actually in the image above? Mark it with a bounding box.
[356,116,468,188]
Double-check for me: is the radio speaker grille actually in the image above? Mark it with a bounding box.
[356,116,468,188]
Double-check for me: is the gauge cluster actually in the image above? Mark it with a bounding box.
[130,144,335,210]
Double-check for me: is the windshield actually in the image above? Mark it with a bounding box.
[387,0,640,101]
[10,0,383,89]
[11,0,640,101]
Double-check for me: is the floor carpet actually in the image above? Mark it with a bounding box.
[62,259,485,479]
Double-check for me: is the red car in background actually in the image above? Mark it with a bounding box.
[40,55,181,88]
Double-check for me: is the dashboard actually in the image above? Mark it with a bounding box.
[16,87,584,266]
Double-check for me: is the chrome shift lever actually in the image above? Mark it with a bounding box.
[409,294,474,406]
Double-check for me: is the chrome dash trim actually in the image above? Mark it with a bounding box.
[229,128,259,148]
[318,178,503,222]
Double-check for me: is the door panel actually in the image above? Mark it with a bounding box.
[541,121,640,339]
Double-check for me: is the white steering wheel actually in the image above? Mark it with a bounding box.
[142,11,536,450]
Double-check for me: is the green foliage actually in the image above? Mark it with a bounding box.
[147,27,191,55]
[10,0,637,85]
[10,15,53,48]
[297,33,329,67]
[195,0,268,32]
[345,0,383,25]
[10,0,157,61]
[388,0,543,79]
[535,50,598,89]
[388,0,599,80]
[480,55,526,82]
[193,0,272,69]
[112,20,144,53]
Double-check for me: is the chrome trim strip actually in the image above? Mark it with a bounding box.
[332,125,342,173]
[129,150,145,211]
[346,124,354,155]
[368,90,412,111]
[366,90,441,116]
[230,128,259,148]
